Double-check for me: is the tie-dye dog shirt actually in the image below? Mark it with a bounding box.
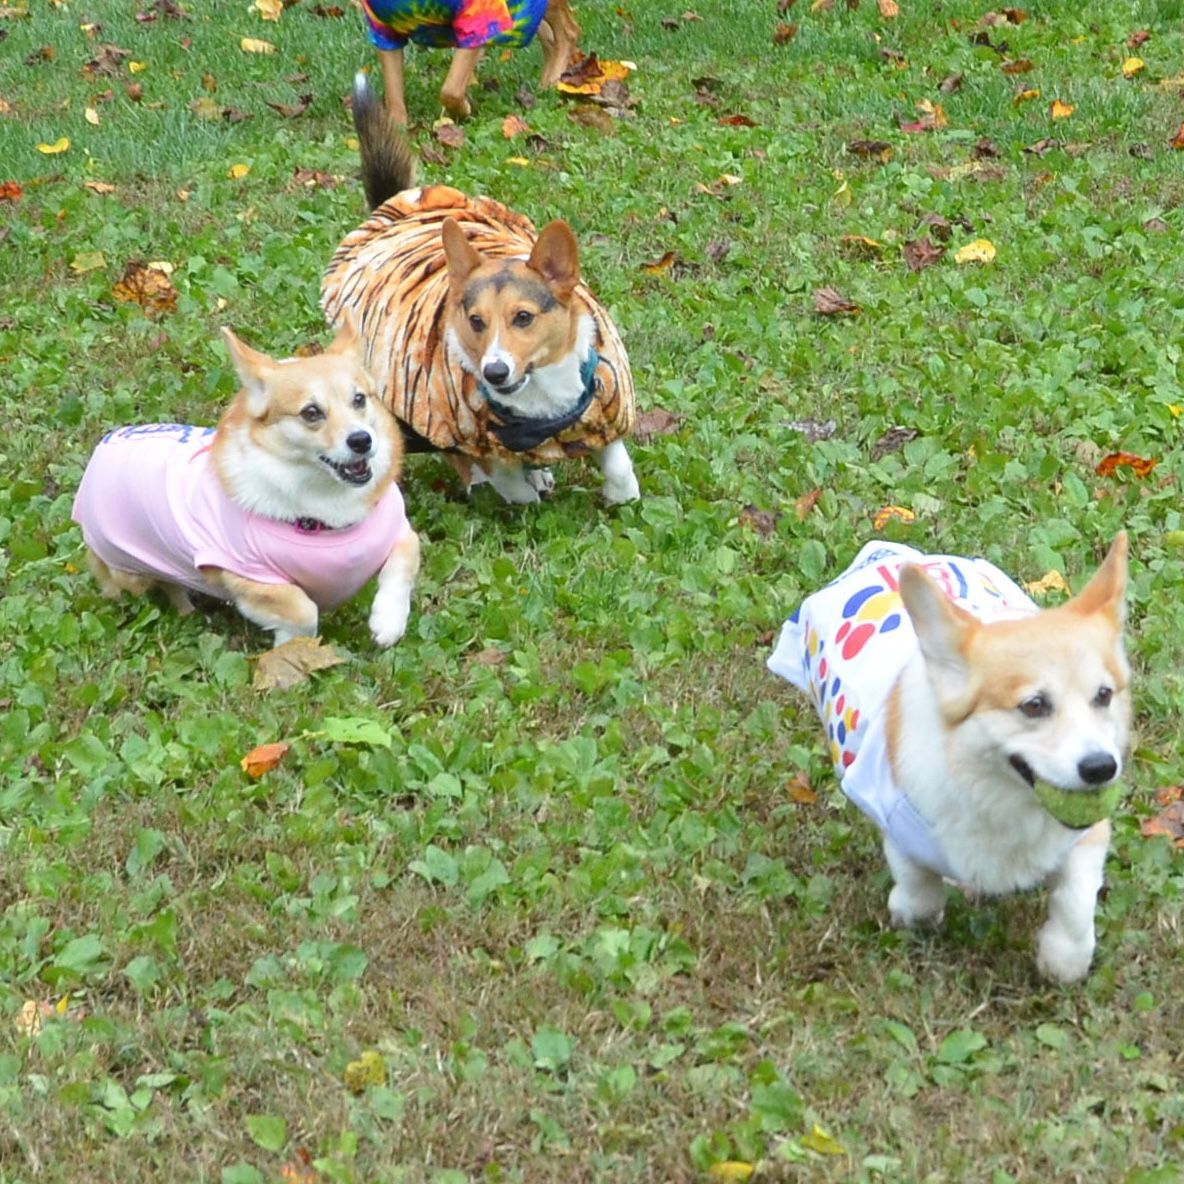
[362,0,547,50]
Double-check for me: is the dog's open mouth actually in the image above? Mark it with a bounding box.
[320,455,372,486]
[1009,754,1037,788]
[487,365,533,399]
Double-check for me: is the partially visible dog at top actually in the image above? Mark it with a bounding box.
[322,73,640,506]
[362,0,580,123]
[72,316,421,649]
[769,535,1130,983]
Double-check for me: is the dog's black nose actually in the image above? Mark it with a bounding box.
[1078,752,1118,785]
[483,360,510,386]
[346,430,372,455]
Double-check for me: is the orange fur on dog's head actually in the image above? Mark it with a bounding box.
[441,216,583,398]
[899,533,1130,793]
[214,315,402,525]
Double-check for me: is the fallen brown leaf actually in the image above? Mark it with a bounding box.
[253,636,345,691]
[1095,451,1158,478]
[292,167,339,189]
[502,113,530,138]
[718,113,757,127]
[870,425,918,459]
[641,250,678,275]
[902,237,944,272]
[847,139,893,163]
[794,487,821,522]
[787,418,837,442]
[787,771,817,804]
[739,505,780,537]
[266,93,313,118]
[938,73,963,93]
[813,286,860,316]
[632,407,682,441]
[435,121,465,148]
[917,211,952,241]
[1023,137,1061,155]
[1171,122,1184,151]
[1141,797,1184,847]
[469,646,508,667]
[0,181,21,201]
[568,104,615,133]
[1127,29,1150,49]
[112,261,177,316]
[839,234,883,259]
[773,21,799,44]
[972,137,1000,159]
[1001,58,1033,74]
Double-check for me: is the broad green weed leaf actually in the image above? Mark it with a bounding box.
[246,1114,286,1152]
[318,717,396,747]
[532,1026,573,1071]
[936,1029,987,1064]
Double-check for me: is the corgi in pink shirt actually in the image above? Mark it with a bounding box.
[73,317,420,648]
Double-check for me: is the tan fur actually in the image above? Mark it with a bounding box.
[377,0,579,124]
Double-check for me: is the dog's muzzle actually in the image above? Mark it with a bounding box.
[1009,754,1037,788]
[320,454,373,486]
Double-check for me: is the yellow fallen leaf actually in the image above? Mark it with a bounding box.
[873,505,915,530]
[228,162,251,179]
[1050,98,1074,119]
[1023,569,1069,596]
[344,135,359,150]
[1012,88,1040,105]
[343,1050,386,1093]
[708,1164,754,1183]
[801,1124,845,1156]
[129,61,147,73]
[1122,57,1144,79]
[71,251,107,273]
[506,156,531,166]
[831,176,852,209]
[37,137,71,155]
[83,180,116,194]
[1167,404,1182,418]
[240,36,276,54]
[916,98,947,129]
[146,259,174,274]
[954,238,996,264]
[878,0,900,15]
[15,1000,52,1036]
[85,106,100,125]
[252,0,282,19]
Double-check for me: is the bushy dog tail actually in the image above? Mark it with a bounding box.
[353,71,416,210]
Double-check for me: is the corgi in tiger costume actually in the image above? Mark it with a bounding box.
[321,73,640,505]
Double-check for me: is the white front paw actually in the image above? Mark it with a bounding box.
[603,469,640,505]
[369,600,410,648]
[526,467,555,495]
[888,884,945,929]
[490,467,541,505]
[1036,923,1094,984]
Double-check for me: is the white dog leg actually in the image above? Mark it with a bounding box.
[1036,820,1110,984]
[598,439,640,504]
[488,461,542,505]
[369,530,421,648]
[885,838,947,927]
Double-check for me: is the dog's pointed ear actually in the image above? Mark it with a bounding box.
[442,217,483,292]
[900,564,980,720]
[528,219,580,299]
[1068,531,1128,629]
[326,309,360,357]
[221,327,274,417]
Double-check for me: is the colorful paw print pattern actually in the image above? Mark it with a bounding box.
[795,546,1021,775]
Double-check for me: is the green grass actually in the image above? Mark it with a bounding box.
[3,1,1184,1181]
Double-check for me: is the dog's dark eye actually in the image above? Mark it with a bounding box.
[352,391,366,410]
[512,310,535,329]
[469,314,486,334]
[1019,693,1053,719]
[1093,686,1113,708]
[300,404,324,423]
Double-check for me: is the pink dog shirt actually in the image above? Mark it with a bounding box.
[73,424,409,610]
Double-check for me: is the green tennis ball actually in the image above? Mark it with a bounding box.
[1033,781,1123,829]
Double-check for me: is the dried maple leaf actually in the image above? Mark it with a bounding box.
[568,104,615,133]
[873,505,915,529]
[632,407,682,441]
[112,261,177,315]
[82,43,132,78]
[279,1148,319,1184]
[1141,800,1184,847]
[902,237,944,273]
[501,113,530,138]
[1127,29,1150,49]
[266,93,312,118]
[773,22,799,44]
[311,3,345,14]
[0,181,21,201]
[240,741,290,778]
[1001,6,1026,20]
[847,139,893,163]
[1095,452,1158,479]
[253,636,345,690]
[899,99,947,133]
[918,212,952,241]
[718,113,757,127]
[435,121,465,148]
[794,487,821,522]
[972,137,1000,159]
[25,45,54,65]
[813,286,860,315]
[1050,98,1074,119]
[739,505,780,537]
[556,54,631,95]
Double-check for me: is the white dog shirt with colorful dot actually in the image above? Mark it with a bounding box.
[768,541,1035,877]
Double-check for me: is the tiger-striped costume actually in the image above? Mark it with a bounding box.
[321,183,635,466]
